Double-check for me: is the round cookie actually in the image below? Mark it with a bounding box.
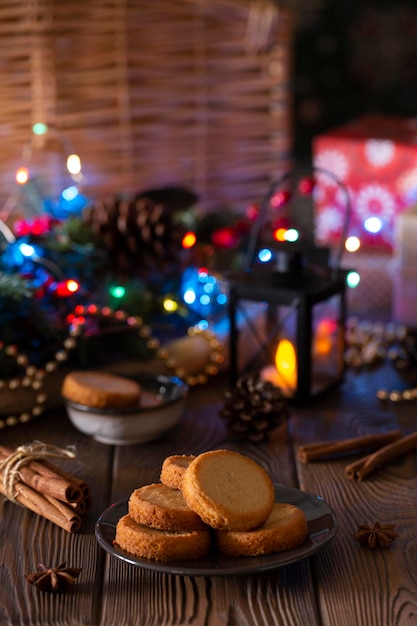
[61,371,141,408]
[115,514,211,561]
[216,502,308,556]
[129,483,207,531]
[160,454,195,490]
[181,450,275,531]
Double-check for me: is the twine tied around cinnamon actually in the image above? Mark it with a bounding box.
[0,441,76,502]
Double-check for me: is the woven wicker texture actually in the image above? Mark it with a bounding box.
[0,0,293,217]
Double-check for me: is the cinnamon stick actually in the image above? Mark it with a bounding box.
[0,446,88,503]
[345,430,417,481]
[0,476,81,533]
[32,459,91,500]
[298,430,403,463]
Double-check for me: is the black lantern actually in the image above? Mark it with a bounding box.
[227,167,351,403]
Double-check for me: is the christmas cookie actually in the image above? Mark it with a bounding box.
[128,483,207,532]
[160,454,195,490]
[216,502,308,556]
[181,450,275,531]
[115,514,211,561]
[61,371,141,408]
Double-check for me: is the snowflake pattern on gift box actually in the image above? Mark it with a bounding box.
[364,140,395,168]
[355,184,396,223]
[314,149,349,185]
[315,204,345,241]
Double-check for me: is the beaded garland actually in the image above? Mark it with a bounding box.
[0,304,224,429]
[345,317,417,402]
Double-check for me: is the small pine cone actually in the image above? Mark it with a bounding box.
[83,187,197,279]
[220,372,290,442]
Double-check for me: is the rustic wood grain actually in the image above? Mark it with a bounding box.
[1,363,417,625]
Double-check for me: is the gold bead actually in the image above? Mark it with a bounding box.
[6,416,18,426]
[376,389,389,400]
[45,361,57,372]
[55,350,68,362]
[389,390,402,402]
[19,413,31,423]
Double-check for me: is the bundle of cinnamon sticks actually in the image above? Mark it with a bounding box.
[297,429,417,481]
[0,443,92,533]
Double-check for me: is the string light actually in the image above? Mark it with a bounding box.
[163,298,178,312]
[16,167,29,185]
[182,231,197,248]
[66,154,81,176]
[345,236,361,252]
[109,285,126,299]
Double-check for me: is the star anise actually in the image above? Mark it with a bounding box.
[353,522,399,549]
[25,562,82,593]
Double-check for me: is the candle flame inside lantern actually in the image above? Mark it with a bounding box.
[274,339,297,389]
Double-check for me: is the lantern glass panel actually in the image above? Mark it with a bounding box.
[311,294,344,396]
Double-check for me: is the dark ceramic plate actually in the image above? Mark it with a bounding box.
[95,484,337,576]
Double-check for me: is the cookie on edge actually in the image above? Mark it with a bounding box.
[181,449,275,531]
[160,454,195,490]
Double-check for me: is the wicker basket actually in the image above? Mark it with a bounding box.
[0,0,294,218]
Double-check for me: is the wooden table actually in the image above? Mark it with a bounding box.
[1,362,417,626]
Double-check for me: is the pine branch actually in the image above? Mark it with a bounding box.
[0,273,32,300]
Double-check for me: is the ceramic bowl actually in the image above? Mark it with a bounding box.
[64,373,188,445]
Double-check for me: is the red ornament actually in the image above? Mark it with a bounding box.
[211,227,239,248]
[298,177,316,195]
[270,190,291,209]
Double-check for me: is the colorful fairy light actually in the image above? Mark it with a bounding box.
[16,167,29,185]
[163,298,179,312]
[273,227,287,242]
[346,270,360,288]
[345,236,361,253]
[270,190,291,208]
[258,248,272,263]
[66,154,82,176]
[32,123,48,136]
[364,216,383,234]
[182,231,197,248]
[109,285,126,299]
[285,228,299,242]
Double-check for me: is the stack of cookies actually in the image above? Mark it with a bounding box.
[115,450,308,561]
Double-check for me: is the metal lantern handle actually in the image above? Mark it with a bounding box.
[244,166,352,279]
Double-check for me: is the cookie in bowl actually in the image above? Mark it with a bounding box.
[62,371,188,445]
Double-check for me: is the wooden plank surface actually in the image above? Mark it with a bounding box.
[0,364,416,626]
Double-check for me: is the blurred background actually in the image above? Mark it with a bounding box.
[293,0,417,158]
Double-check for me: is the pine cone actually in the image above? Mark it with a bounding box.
[84,187,197,279]
[220,372,290,442]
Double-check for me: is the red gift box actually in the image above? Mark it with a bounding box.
[312,115,417,252]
